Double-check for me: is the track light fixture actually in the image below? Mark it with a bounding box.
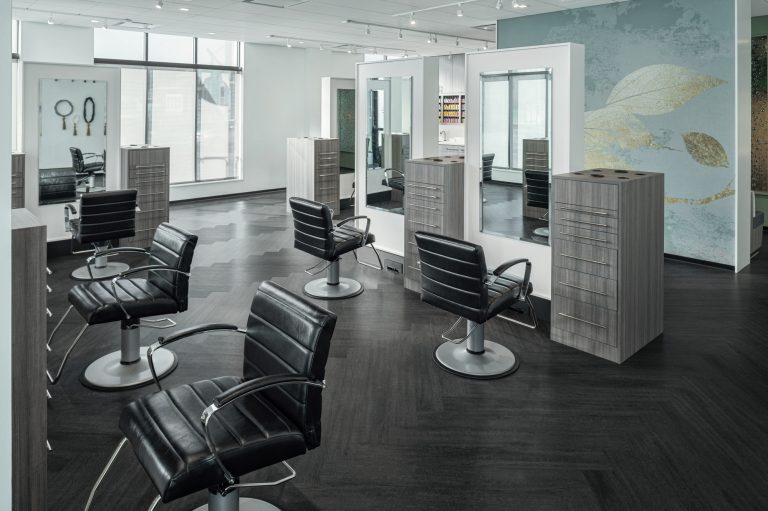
[427,33,432,43]
[156,0,163,9]
[398,29,404,40]
[496,0,502,9]
[483,41,488,50]
[456,36,460,47]
[409,12,416,25]
[365,25,371,35]
[512,0,527,8]
[286,40,292,48]
[47,14,54,24]
[457,3,464,16]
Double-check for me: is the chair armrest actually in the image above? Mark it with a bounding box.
[489,258,532,299]
[86,247,150,264]
[199,374,326,486]
[386,168,404,178]
[336,216,371,245]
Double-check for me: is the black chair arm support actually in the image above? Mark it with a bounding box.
[86,247,150,264]
[386,168,404,177]
[336,216,371,245]
[490,258,532,300]
[200,375,326,487]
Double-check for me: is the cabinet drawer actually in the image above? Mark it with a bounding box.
[136,210,167,231]
[554,207,618,233]
[554,225,618,249]
[554,179,618,211]
[553,268,617,310]
[406,185,445,203]
[407,163,446,186]
[137,191,167,210]
[406,210,443,232]
[553,239,617,280]
[552,297,617,346]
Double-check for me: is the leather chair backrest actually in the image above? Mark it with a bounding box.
[243,281,337,450]
[289,197,334,260]
[414,232,489,324]
[147,223,198,311]
[482,153,495,182]
[76,189,138,244]
[525,170,550,209]
[70,147,85,173]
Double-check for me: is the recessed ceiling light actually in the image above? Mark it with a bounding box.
[298,41,304,44]
[409,12,416,25]
[457,3,463,17]
[208,32,216,35]
[287,41,292,48]
[90,19,100,23]
[347,49,352,53]
[179,7,189,11]
[156,0,163,9]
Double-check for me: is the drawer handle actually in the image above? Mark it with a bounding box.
[407,265,421,272]
[317,173,336,177]
[557,312,607,329]
[560,253,607,266]
[558,282,608,296]
[318,151,337,155]
[562,217,609,228]
[410,184,439,191]
[407,241,417,246]
[409,220,440,229]
[135,164,166,170]
[409,204,438,211]
[317,186,336,190]
[557,206,608,216]
[559,231,609,243]
[408,193,439,199]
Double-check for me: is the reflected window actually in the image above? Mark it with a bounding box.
[197,39,238,67]
[197,70,241,181]
[481,70,551,245]
[148,34,194,64]
[94,30,145,61]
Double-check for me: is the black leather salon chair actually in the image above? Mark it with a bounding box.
[67,189,138,281]
[414,232,537,379]
[524,169,550,237]
[482,153,495,183]
[84,281,337,511]
[47,222,198,391]
[71,146,105,189]
[289,197,382,300]
[382,168,405,192]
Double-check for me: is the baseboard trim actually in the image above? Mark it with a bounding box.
[170,188,286,205]
[664,253,734,271]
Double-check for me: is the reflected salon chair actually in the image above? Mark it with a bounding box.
[414,232,537,379]
[66,189,139,281]
[84,281,337,511]
[482,153,495,183]
[289,197,382,300]
[524,169,550,238]
[47,223,198,391]
[70,146,105,189]
[381,168,405,192]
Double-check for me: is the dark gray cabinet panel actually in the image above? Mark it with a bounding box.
[551,169,664,363]
[287,138,340,216]
[12,153,25,209]
[120,146,170,248]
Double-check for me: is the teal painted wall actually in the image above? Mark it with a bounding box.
[497,0,736,265]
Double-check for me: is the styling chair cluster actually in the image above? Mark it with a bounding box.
[289,197,382,300]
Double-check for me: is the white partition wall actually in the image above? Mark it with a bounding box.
[355,57,439,256]
[321,77,355,200]
[464,43,585,301]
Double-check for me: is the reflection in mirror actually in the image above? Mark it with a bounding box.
[39,78,108,205]
[481,70,551,245]
[337,88,356,174]
[366,76,412,215]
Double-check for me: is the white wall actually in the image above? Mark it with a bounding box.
[355,57,440,256]
[170,45,361,201]
[735,0,752,271]
[23,63,121,241]
[21,22,94,65]
[1,1,13,507]
[464,43,585,302]
[321,77,356,200]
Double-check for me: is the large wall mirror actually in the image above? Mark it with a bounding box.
[481,69,551,245]
[337,88,356,174]
[366,76,412,215]
[39,78,108,205]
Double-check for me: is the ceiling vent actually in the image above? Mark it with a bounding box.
[113,19,156,30]
[242,0,311,8]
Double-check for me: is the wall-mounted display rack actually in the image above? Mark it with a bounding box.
[439,94,465,125]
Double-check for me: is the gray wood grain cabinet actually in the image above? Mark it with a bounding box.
[404,156,465,293]
[120,146,170,248]
[12,152,25,209]
[286,138,340,216]
[12,209,47,510]
[551,169,664,363]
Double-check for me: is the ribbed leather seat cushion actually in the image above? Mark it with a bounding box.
[119,376,307,503]
[487,273,533,320]
[68,278,179,325]
[333,224,374,257]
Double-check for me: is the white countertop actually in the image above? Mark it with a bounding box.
[438,139,465,146]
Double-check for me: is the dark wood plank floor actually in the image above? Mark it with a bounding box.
[45,191,768,510]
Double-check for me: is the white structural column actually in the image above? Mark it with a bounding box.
[1,0,14,508]
[735,0,752,271]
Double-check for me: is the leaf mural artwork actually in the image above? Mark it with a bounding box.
[665,181,735,206]
[605,64,726,115]
[585,106,657,167]
[681,132,729,168]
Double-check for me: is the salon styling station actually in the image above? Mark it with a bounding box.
[551,169,664,363]
[286,137,341,216]
[11,209,47,510]
[404,156,465,292]
[119,146,170,248]
[12,153,25,208]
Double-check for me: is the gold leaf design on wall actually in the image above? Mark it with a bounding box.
[606,64,726,115]
[681,132,729,167]
[585,106,656,167]
[665,181,735,205]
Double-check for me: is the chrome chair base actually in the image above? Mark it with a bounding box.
[533,226,550,238]
[81,347,177,391]
[434,339,519,379]
[303,277,363,300]
[71,261,130,281]
[193,490,281,511]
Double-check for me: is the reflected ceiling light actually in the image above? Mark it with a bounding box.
[495,0,502,9]
[457,3,464,16]
[347,49,353,53]
[179,7,189,11]
[483,41,488,50]
[409,12,416,25]
[90,19,100,23]
[208,32,216,35]
[286,40,292,47]
[398,29,403,39]
[156,0,163,9]
[512,0,527,8]
[365,24,371,35]
[47,14,54,24]
[455,36,460,46]
[298,40,304,44]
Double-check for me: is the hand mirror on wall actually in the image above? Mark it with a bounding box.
[83,97,95,136]
[54,99,74,130]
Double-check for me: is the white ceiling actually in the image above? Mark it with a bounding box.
[754,0,768,17]
[11,0,629,56]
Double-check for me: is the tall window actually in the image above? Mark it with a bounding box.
[96,31,242,184]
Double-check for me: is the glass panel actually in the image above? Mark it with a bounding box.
[120,68,147,146]
[148,69,196,183]
[197,38,238,67]
[148,33,193,64]
[480,70,551,245]
[38,79,109,205]
[11,19,18,54]
[94,30,145,61]
[197,70,241,181]
[366,76,412,215]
